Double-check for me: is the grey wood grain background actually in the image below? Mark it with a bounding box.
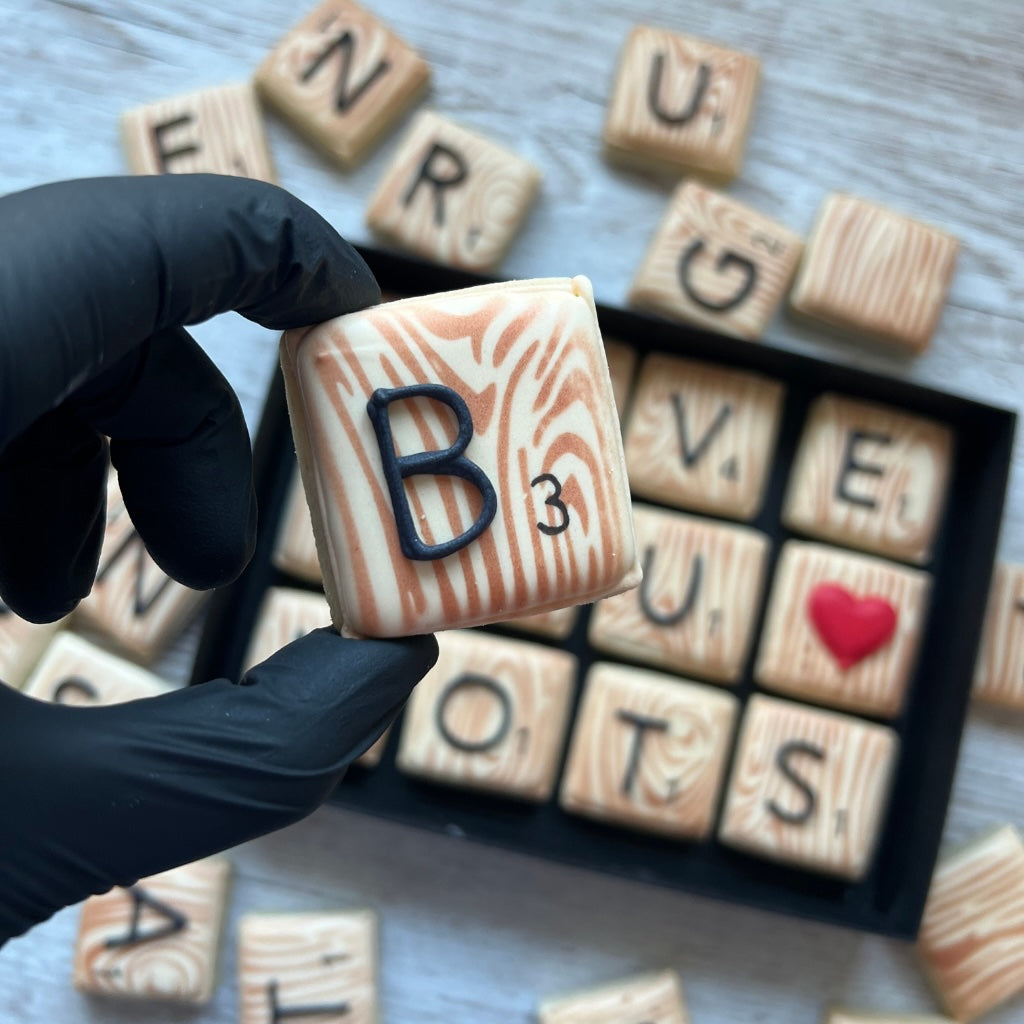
[0,0,1021,1021]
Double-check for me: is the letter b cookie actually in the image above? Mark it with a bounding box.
[281,277,640,637]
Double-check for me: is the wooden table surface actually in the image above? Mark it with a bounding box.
[1,1,1022,1021]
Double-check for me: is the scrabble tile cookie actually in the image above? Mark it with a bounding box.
[560,663,738,840]
[239,910,377,1024]
[243,586,331,672]
[624,353,784,520]
[21,632,173,706]
[281,278,641,637]
[540,969,690,1024]
[604,25,760,181]
[256,0,430,168]
[783,393,953,565]
[72,475,208,663]
[0,599,64,689]
[121,83,276,181]
[73,858,231,1005]
[918,826,1024,1021]
[790,193,959,353]
[273,469,323,584]
[756,541,930,718]
[972,562,1024,709]
[719,695,898,880]
[396,630,577,801]
[589,504,769,683]
[629,181,803,340]
[366,110,541,272]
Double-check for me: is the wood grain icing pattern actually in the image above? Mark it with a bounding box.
[718,695,899,881]
[72,475,207,663]
[273,470,323,583]
[282,277,640,637]
[972,562,1024,709]
[918,826,1024,1022]
[121,82,276,181]
[588,503,768,683]
[790,193,959,353]
[624,352,784,520]
[365,110,541,272]
[73,858,231,1005]
[629,181,803,340]
[256,0,430,168]
[540,969,690,1024]
[603,25,761,181]
[755,541,930,718]
[603,338,638,426]
[239,909,377,1024]
[782,393,953,565]
[396,630,577,801]
[560,662,738,840]
[22,632,173,706]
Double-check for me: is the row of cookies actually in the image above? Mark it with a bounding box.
[119,2,959,355]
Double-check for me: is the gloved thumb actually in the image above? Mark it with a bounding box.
[0,627,437,945]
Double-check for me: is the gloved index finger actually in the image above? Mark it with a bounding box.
[0,174,379,447]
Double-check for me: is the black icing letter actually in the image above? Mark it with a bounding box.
[836,429,891,509]
[616,710,670,796]
[670,395,733,468]
[301,30,390,112]
[52,676,100,704]
[402,142,468,226]
[766,741,825,826]
[435,673,512,752]
[95,530,173,616]
[105,886,188,949]
[638,545,703,627]
[678,239,758,312]
[647,54,710,125]
[367,384,496,560]
[268,980,350,1022]
[151,115,199,172]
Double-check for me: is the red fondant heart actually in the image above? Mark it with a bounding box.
[807,583,898,670]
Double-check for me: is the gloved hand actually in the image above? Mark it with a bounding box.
[0,175,437,945]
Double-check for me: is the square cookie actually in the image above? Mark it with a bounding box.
[73,858,231,1005]
[783,393,953,565]
[281,277,641,637]
[256,0,430,168]
[540,969,689,1024]
[365,110,541,272]
[589,504,769,683]
[273,469,323,584]
[918,826,1024,1022]
[121,82,276,181]
[790,193,959,353]
[972,562,1024,710]
[239,909,377,1024]
[243,586,331,672]
[396,630,577,801]
[560,662,738,840]
[72,475,208,663]
[0,599,65,689]
[22,632,173,706]
[629,181,803,340]
[624,353,784,520]
[718,695,899,881]
[604,25,760,181]
[755,541,931,718]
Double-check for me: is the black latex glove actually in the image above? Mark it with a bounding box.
[0,175,438,945]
